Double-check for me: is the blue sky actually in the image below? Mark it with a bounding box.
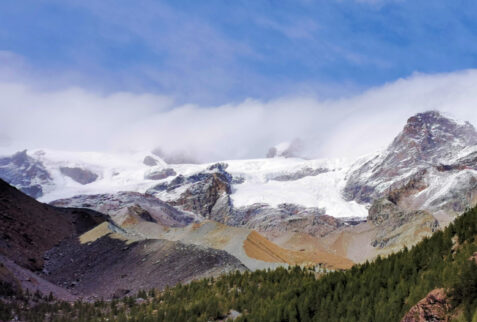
[1,0,477,104]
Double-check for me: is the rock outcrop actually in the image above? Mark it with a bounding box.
[51,191,196,228]
[147,163,343,238]
[60,166,98,185]
[402,288,450,322]
[368,198,438,249]
[269,167,328,181]
[234,203,343,238]
[148,163,234,222]
[172,165,233,222]
[143,155,159,166]
[0,150,53,198]
[144,168,176,180]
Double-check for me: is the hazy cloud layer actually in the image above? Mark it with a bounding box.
[1,69,476,162]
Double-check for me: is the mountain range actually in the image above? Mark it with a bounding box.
[0,110,476,316]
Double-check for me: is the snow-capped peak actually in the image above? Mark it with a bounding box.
[344,110,477,203]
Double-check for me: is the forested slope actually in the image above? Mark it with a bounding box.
[1,207,476,321]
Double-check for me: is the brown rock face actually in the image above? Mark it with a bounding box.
[0,179,107,271]
[402,288,450,322]
[387,169,428,206]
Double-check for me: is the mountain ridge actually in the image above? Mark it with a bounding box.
[1,110,476,270]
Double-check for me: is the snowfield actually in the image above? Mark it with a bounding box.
[0,148,369,218]
[224,158,369,217]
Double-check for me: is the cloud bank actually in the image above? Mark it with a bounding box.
[1,69,477,162]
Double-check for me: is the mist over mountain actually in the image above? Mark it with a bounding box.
[1,70,477,163]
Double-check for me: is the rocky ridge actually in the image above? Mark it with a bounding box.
[51,191,197,228]
[0,150,53,198]
[1,111,477,267]
[145,162,345,238]
[344,111,477,204]
[0,180,248,300]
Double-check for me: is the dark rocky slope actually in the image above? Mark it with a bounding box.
[43,229,247,299]
[0,179,107,271]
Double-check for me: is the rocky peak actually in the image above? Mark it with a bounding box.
[390,111,477,165]
[9,150,29,166]
[344,111,477,204]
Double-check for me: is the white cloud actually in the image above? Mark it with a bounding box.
[1,69,477,162]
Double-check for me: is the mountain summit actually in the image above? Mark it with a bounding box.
[391,110,477,165]
[344,111,477,203]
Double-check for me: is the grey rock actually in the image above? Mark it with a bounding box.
[0,150,53,198]
[147,162,344,237]
[232,203,342,237]
[60,167,98,185]
[143,156,159,167]
[368,198,438,248]
[51,191,195,228]
[147,163,235,220]
[207,162,228,171]
[170,166,233,218]
[144,168,176,180]
[270,167,328,181]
